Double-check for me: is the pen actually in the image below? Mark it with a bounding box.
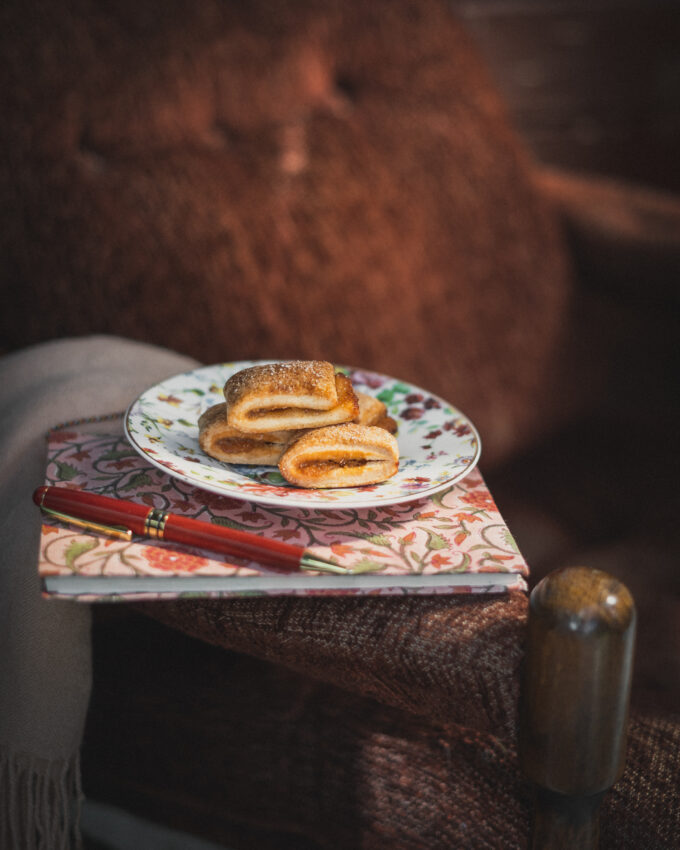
[33,485,349,574]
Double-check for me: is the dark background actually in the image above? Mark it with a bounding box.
[454,0,680,193]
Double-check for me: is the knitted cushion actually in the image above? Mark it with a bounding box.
[0,0,573,465]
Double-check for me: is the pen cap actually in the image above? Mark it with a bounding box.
[33,485,151,534]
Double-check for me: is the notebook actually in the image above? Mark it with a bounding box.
[38,428,528,601]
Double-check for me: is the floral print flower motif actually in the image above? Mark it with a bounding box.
[191,488,243,512]
[403,477,431,490]
[157,393,183,407]
[443,420,472,438]
[106,458,138,470]
[461,489,497,512]
[453,511,482,523]
[238,509,263,523]
[171,499,194,513]
[430,553,452,569]
[143,546,209,573]
[331,542,356,557]
[273,528,301,542]
[158,459,183,473]
[350,371,385,389]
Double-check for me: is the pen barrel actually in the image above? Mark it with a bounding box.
[34,485,150,534]
[163,514,304,570]
[34,486,308,571]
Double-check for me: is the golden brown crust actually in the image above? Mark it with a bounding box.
[226,363,358,433]
[354,391,385,425]
[225,360,336,412]
[373,414,398,435]
[354,391,398,434]
[198,403,293,465]
[278,423,399,489]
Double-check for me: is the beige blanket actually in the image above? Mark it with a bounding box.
[0,336,197,849]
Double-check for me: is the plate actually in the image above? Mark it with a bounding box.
[124,362,481,509]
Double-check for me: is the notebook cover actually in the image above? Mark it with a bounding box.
[38,429,528,601]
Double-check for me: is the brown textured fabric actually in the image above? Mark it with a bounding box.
[134,590,528,741]
[83,612,680,849]
[602,712,680,850]
[84,611,532,849]
[0,0,574,465]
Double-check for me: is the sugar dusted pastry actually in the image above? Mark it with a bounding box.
[198,404,293,465]
[225,360,358,433]
[354,391,398,435]
[278,423,399,489]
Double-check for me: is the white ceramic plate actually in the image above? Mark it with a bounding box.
[124,362,481,509]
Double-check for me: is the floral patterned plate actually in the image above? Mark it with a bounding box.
[124,362,481,509]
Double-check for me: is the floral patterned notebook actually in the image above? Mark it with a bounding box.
[38,428,528,601]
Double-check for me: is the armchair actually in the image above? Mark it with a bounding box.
[1,1,678,848]
[80,564,647,850]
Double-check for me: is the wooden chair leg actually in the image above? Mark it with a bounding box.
[519,566,636,849]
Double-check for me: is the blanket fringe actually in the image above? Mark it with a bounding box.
[0,746,83,850]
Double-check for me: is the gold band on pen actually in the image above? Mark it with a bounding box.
[144,508,169,539]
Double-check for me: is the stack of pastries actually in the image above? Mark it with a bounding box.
[198,360,399,488]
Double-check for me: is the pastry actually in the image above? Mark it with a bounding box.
[198,403,293,465]
[354,390,398,434]
[278,423,399,488]
[225,360,358,433]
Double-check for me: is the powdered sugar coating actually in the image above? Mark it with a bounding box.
[286,423,398,457]
[224,360,337,411]
[225,365,358,433]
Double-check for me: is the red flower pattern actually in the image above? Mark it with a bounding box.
[273,529,301,542]
[331,543,356,557]
[238,510,262,523]
[461,490,497,512]
[191,489,243,512]
[431,553,451,568]
[143,547,209,573]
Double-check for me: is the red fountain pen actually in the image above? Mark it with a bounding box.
[33,486,348,574]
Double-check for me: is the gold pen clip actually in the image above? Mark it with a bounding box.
[40,506,133,541]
